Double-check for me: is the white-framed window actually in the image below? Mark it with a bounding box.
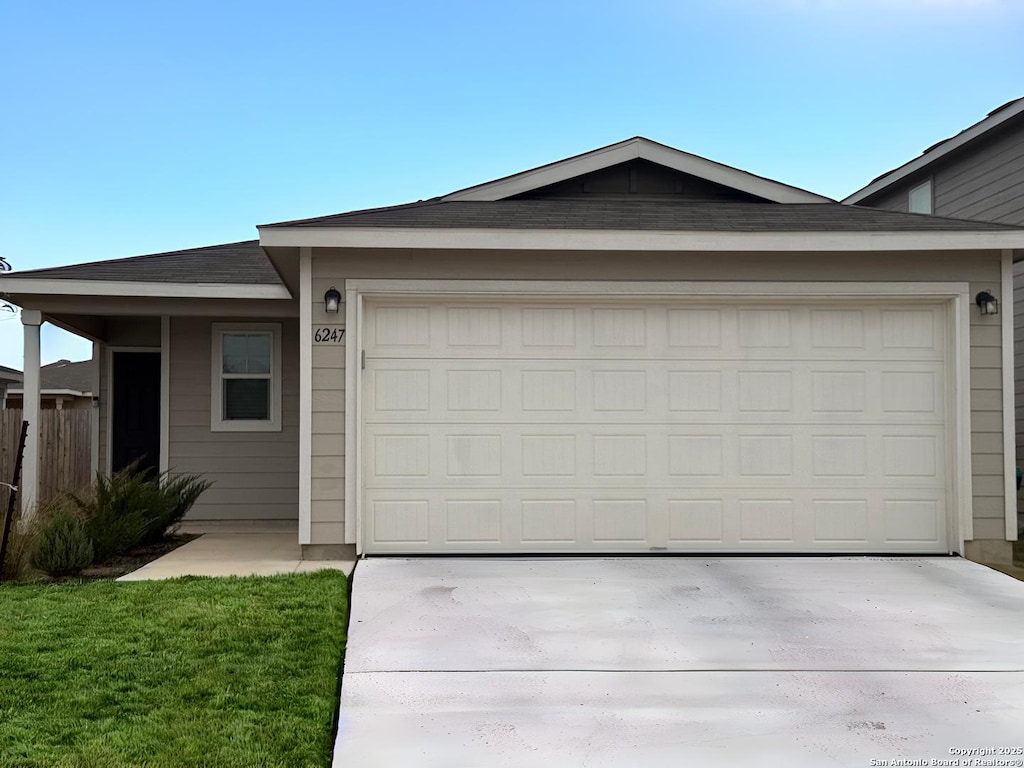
[211,322,282,432]
[908,179,933,214]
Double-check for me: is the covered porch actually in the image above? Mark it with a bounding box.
[2,242,303,536]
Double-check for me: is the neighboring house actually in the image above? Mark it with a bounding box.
[0,365,20,409]
[2,137,1023,563]
[844,97,1024,533]
[3,358,95,410]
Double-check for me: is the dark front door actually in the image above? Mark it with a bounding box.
[111,351,161,475]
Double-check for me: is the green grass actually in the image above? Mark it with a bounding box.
[0,571,348,768]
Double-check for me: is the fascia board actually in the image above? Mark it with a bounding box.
[0,278,293,300]
[441,142,640,201]
[441,138,830,204]
[7,388,89,397]
[259,226,1024,252]
[638,143,832,204]
[844,100,1024,204]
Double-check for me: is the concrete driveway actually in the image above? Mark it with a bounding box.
[334,557,1024,767]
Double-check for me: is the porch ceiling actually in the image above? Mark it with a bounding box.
[32,298,298,342]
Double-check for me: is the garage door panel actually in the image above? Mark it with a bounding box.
[363,299,951,553]
[365,424,946,490]
[368,304,945,361]
[366,359,945,426]
[363,490,947,552]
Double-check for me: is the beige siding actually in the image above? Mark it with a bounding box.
[311,321,345,531]
[167,316,299,522]
[309,248,1007,547]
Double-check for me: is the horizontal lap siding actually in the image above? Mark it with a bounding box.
[167,317,299,522]
[931,125,1024,225]
[968,300,1006,529]
[310,249,1005,546]
[865,121,1024,228]
[311,337,345,536]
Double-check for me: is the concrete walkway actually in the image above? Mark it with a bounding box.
[117,532,355,580]
[335,557,1024,767]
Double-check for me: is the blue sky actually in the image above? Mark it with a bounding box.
[1,0,1023,368]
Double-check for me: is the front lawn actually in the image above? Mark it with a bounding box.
[0,571,348,768]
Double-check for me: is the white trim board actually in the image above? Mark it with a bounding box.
[160,317,170,476]
[1001,250,1017,541]
[844,99,1024,204]
[0,278,292,300]
[90,342,100,477]
[440,137,832,204]
[299,248,313,545]
[343,279,974,555]
[343,288,358,548]
[259,226,1024,252]
[344,278,972,298]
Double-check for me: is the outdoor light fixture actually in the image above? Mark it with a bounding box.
[975,290,999,316]
[324,286,342,314]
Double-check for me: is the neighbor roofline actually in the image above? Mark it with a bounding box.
[439,137,834,205]
[0,277,293,300]
[7,388,90,398]
[843,98,1024,204]
[258,226,1024,252]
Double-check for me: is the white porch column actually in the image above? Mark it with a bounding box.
[20,310,42,517]
[90,341,100,476]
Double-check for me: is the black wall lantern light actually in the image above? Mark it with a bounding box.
[975,290,998,316]
[324,286,342,314]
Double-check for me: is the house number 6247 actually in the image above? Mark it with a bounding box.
[314,327,346,344]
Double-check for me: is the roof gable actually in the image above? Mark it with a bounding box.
[844,97,1024,204]
[441,137,833,204]
[511,159,766,203]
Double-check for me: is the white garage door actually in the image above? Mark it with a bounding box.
[361,299,950,553]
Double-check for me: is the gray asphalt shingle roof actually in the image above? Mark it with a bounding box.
[0,365,21,384]
[7,200,1021,288]
[9,241,282,284]
[38,359,94,392]
[265,200,1020,232]
[1,359,94,393]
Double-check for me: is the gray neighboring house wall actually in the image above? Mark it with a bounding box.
[0,365,20,409]
[845,97,1024,534]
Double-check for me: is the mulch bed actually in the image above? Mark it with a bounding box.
[76,534,200,580]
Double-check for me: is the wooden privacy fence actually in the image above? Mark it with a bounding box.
[1,409,91,507]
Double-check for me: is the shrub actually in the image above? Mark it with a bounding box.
[141,472,212,544]
[68,466,212,561]
[70,470,161,562]
[30,510,94,577]
[2,495,68,582]
[0,514,37,582]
